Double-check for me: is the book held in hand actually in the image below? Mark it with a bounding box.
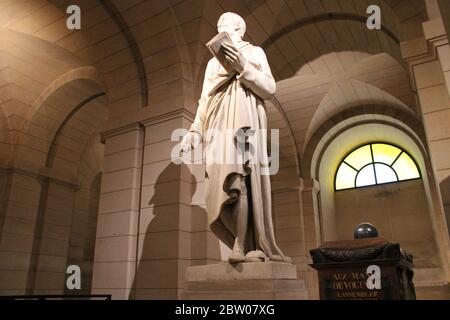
[206,32,236,73]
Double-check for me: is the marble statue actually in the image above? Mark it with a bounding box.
[181,12,291,264]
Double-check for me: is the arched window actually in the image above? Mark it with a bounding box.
[335,143,421,191]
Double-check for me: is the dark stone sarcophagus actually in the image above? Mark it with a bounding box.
[309,237,416,300]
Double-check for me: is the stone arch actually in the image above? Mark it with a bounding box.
[271,48,418,176]
[0,28,107,170]
[14,77,107,173]
[307,116,450,290]
[23,66,106,128]
[2,0,195,113]
[303,79,416,152]
[267,98,301,189]
[45,91,108,177]
[264,20,402,81]
[20,76,108,295]
[98,0,149,108]
[302,105,426,180]
[262,12,400,48]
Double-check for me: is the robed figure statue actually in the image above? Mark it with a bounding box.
[181,12,291,264]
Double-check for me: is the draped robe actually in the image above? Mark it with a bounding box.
[189,41,289,262]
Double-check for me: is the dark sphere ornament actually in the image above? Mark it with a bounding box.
[354,223,379,239]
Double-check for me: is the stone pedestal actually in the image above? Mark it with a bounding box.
[181,262,308,300]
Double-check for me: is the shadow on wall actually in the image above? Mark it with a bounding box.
[129,162,220,299]
[439,176,450,236]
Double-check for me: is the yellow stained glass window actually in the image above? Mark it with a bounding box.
[372,144,402,165]
[336,162,358,190]
[374,163,397,184]
[392,153,420,180]
[335,143,421,191]
[345,145,372,170]
[355,165,376,187]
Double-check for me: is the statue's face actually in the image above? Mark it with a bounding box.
[218,18,242,43]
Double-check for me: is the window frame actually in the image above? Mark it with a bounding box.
[334,142,422,191]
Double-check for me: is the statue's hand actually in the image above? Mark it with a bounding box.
[180,131,201,154]
[222,42,247,73]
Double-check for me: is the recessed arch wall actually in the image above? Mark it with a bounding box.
[262,18,403,81]
[13,77,106,173]
[271,49,419,186]
[264,43,425,291]
[22,72,108,293]
[64,136,104,295]
[0,28,90,160]
[311,118,448,288]
[303,79,416,150]
[0,25,109,295]
[303,105,426,180]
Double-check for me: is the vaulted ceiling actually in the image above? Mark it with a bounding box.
[0,0,433,186]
